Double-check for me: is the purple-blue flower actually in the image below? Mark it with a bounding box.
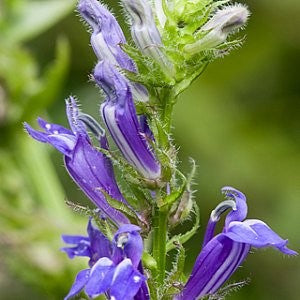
[78,0,135,71]
[94,61,161,180]
[78,0,149,103]
[175,187,297,300]
[62,219,149,300]
[24,97,130,225]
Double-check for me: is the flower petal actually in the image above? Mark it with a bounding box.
[61,235,90,245]
[134,263,150,300]
[222,186,248,226]
[176,234,249,299]
[110,259,145,300]
[61,234,91,259]
[122,0,173,76]
[65,96,87,134]
[225,219,298,255]
[114,225,143,268]
[203,199,236,247]
[115,224,141,235]
[78,0,149,103]
[47,134,77,156]
[78,0,135,72]
[37,117,72,135]
[134,281,150,300]
[24,122,76,156]
[24,122,49,143]
[64,269,90,300]
[95,62,161,180]
[64,135,129,225]
[85,257,115,297]
[87,219,112,265]
[139,115,154,141]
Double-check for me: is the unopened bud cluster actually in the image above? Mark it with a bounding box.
[116,0,250,91]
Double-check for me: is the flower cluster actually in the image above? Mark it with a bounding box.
[25,1,297,299]
[61,220,146,299]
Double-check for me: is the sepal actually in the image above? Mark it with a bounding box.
[166,205,200,252]
[64,269,90,300]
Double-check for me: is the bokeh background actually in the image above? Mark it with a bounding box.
[0,0,299,299]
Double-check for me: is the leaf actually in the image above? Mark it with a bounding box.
[173,60,209,96]
[166,204,200,252]
[121,182,152,211]
[142,252,157,271]
[97,147,142,182]
[204,279,250,300]
[161,188,185,207]
[65,200,113,239]
[159,174,187,208]
[65,200,91,216]
[99,189,140,225]
[4,0,77,44]
[169,243,186,282]
[161,243,186,299]
[122,44,175,87]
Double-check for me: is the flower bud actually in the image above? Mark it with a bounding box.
[184,4,250,54]
[94,61,161,180]
[78,0,135,71]
[154,0,167,28]
[78,0,149,103]
[122,0,174,76]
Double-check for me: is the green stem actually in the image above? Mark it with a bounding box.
[160,88,175,135]
[152,205,169,285]
[150,88,175,290]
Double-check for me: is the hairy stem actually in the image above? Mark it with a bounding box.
[152,204,169,285]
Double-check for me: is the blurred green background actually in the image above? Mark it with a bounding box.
[0,0,299,299]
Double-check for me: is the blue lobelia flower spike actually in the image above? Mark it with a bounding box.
[23,1,297,299]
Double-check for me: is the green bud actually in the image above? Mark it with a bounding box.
[184,4,250,54]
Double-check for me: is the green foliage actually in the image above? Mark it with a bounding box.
[161,243,186,299]
[142,251,158,271]
[122,44,175,88]
[0,37,70,125]
[166,205,200,252]
[0,1,78,299]
[100,189,141,225]
[1,0,77,44]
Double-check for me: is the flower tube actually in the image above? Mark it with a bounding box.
[78,0,134,70]
[24,97,129,225]
[94,61,161,180]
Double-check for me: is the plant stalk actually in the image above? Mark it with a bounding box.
[152,204,169,285]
